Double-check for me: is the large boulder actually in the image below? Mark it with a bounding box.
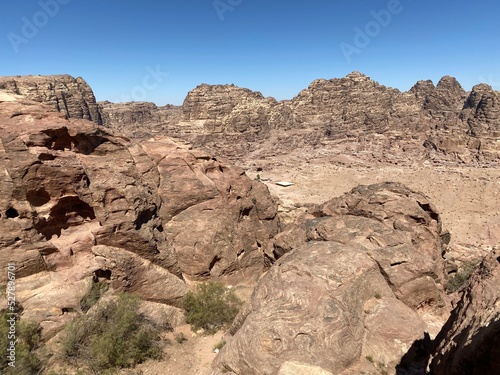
[208,241,428,375]
[429,250,500,375]
[208,183,451,375]
[276,182,449,333]
[0,87,279,337]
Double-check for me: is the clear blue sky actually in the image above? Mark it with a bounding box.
[1,0,499,105]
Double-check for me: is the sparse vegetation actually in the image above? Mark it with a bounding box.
[80,280,109,313]
[0,310,42,375]
[213,339,226,351]
[445,261,478,293]
[62,293,164,373]
[183,282,242,334]
[175,332,188,344]
[374,292,382,299]
[365,355,374,363]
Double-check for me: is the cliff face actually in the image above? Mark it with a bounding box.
[0,89,278,338]
[100,72,499,166]
[98,101,182,140]
[0,75,102,125]
[429,250,500,375]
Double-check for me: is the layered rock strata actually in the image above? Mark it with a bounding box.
[0,90,278,338]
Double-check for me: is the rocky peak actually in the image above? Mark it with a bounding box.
[462,83,500,137]
[182,84,267,122]
[410,79,436,95]
[98,100,182,140]
[0,75,102,125]
[409,75,466,118]
[345,70,372,82]
[290,71,405,134]
[436,75,465,95]
[179,84,276,140]
[465,83,498,110]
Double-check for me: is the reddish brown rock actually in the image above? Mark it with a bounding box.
[276,182,449,334]
[429,250,500,375]
[209,241,428,375]
[98,100,182,140]
[0,87,279,337]
[0,75,102,124]
[100,72,499,166]
[139,138,279,282]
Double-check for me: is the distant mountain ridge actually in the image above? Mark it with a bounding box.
[1,73,498,165]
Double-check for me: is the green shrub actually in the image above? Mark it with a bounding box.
[80,281,109,313]
[213,339,226,351]
[446,262,478,293]
[183,282,242,334]
[63,293,164,372]
[174,332,188,344]
[0,310,42,375]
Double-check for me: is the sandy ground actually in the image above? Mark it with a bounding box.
[128,286,254,375]
[125,162,499,375]
[248,163,500,249]
[124,325,223,375]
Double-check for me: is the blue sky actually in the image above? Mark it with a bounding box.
[1,0,499,105]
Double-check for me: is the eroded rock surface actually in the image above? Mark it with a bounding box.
[208,183,450,375]
[0,75,102,124]
[209,241,429,375]
[100,72,499,166]
[0,89,278,337]
[98,100,181,140]
[429,250,500,375]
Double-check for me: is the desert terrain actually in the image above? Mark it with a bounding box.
[0,74,498,375]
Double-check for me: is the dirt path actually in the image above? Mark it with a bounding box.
[127,325,223,375]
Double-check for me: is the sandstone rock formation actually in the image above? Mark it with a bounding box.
[305,183,449,331]
[99,72,499,166]
[1,74,498,373]
[0,75,102,124]
[208,183,450,375]
[98,100,182,140]
[0,88,278,337]
[16,73,498,166]
[209,241,429,375]
[429,250,500,375]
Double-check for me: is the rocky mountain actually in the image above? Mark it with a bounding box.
[0,75,102,125]
[98,100,182,139]
[7,73,497,166]
[1,75,498,374]
[0,89,278,338]
[97,73,499,166]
